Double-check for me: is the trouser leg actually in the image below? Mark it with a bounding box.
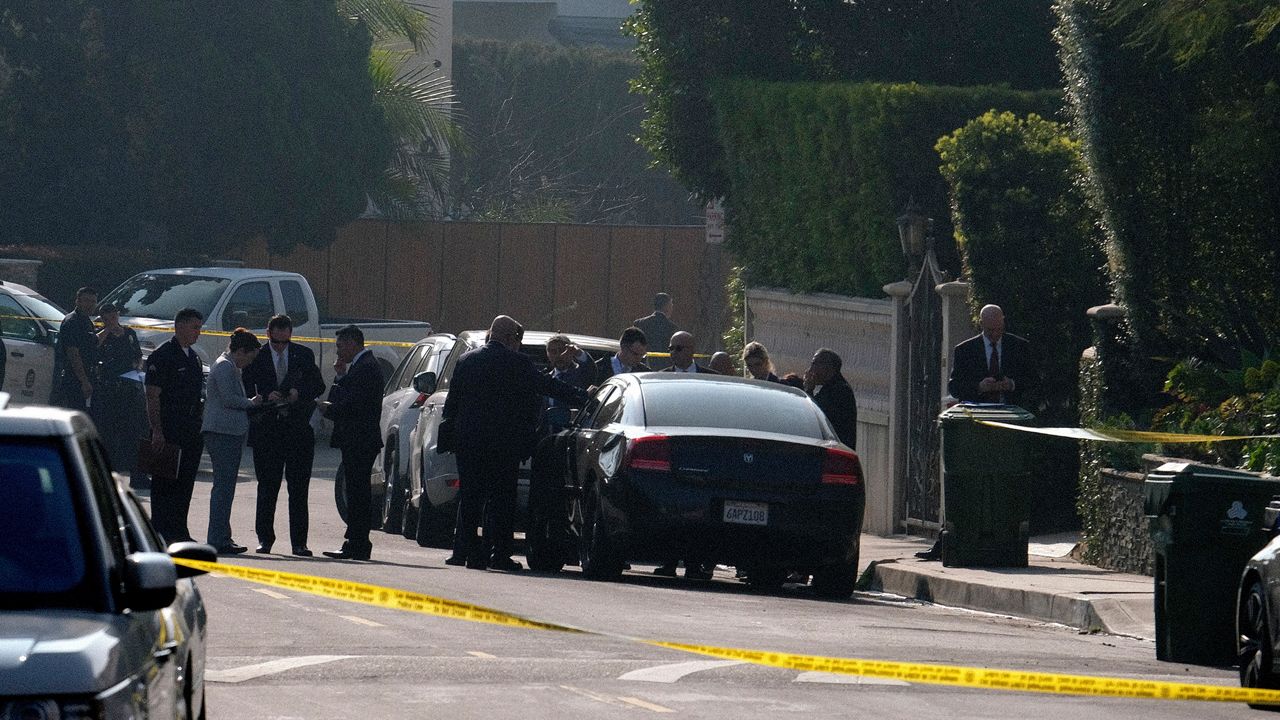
[453,451,486,560]
[485,455,520,561]
[205,432,244,548]
[253,445,285,547]
[341,446,377,552]
[284,430,315,548]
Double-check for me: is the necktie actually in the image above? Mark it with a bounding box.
[988,342,1001,379]
[276,350,287,386]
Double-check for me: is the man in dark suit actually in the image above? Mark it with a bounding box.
[243,314,326,556]
[633,293,677,370]
[319,325,384,560]
[543,334,596,434]
[947,304,1031,405]
[443,316,588,572]
[595,326,651,382]
[917,304,1032,561]
[659,331,717,375]
[807,348,858,449]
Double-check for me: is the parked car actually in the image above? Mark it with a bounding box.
[0,395,217,719]
[0,280,67,405]
[99,267,431,388]
[526,373,866,598]
[363,333,457,533]
[1238,501,1280,701]
[400,330,618,547]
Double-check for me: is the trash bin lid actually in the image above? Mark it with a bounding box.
[938,403,1036,424]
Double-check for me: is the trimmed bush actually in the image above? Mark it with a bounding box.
[713,81,1059,297]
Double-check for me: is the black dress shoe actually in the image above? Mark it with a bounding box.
[217,543,248,555]
[292,547,313,557]
[684,566,713,581]
[652,563,677,578]
[465,556,488,570]
[444,555,468,566]
[322,548,371,560]
[915,548,941,561]
[255,544,273,554]
[489,557,523,572]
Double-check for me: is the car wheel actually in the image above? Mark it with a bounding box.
[578,484,623,580]
[1240,578,1280,701]
[811,553,859,599]
[415,491,455,548]
[381,447,405,534]
[334,462,348,523]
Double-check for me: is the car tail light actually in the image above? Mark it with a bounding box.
[446,477,460,489]
[410,392,428,408]
[626,435,671,472]
[821,448,862,485]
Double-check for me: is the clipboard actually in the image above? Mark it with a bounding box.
[137,440,182,479]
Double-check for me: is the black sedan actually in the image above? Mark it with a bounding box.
[527,373,865,598]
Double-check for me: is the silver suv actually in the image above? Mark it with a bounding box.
[0,395,217,719]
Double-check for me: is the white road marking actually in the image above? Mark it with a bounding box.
[253,588,290,600]
[618,697,676,713]
[619,659,745,683]
[207,656,355,683]
[340,615,384,627]
[794,671,910,686]
[559,685,626,707]
[468,651,497,659]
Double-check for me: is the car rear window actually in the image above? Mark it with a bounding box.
[0,441,87,597]
[641,380,829,438]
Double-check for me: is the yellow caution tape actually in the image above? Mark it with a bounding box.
[976,419,1280,444]
[0,312,418,348]
[174,557,1280,706]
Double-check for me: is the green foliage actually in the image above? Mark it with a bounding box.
[450,39,697,224]
[1057,0,1280,363]
[1154,354,1280,475]
[0,2,392,254]
[937,110,1108,423]
[625,0,1060,201]
[713,81,1058,296]
[721,266,746,361]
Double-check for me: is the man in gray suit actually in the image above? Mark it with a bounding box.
[634,293,677,370]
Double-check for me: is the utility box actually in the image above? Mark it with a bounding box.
[937,404,1036,567]
[1144,461,1280,664]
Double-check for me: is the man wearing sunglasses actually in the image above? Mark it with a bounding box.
[659,331,717,375]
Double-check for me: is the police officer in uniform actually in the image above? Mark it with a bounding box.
[145,307,206,544]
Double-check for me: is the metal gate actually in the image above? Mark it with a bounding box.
[902,250,945,533]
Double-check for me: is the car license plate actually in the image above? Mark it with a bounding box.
[723,501,768,526]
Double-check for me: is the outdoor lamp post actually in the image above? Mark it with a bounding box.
[897,199,931,274]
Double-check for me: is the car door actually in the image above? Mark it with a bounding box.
[572,384,621,489]
[0,290,57,404]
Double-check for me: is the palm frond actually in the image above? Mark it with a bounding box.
[338,0,434,49]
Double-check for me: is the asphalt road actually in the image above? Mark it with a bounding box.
[158,445,1255,719]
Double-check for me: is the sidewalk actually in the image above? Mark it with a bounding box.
[859,533,1155,640]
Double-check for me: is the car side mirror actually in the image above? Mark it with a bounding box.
[167,541,218,579]
[412,371,438,395]
[124,552,178,611]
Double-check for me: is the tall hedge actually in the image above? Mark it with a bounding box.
[1056,0,1280,364]
[713,81,1059,296]
[451,38,698,225]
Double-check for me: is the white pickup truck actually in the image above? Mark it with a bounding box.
[99,267,432,387]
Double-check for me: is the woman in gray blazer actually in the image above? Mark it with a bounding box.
[202,328,264,554]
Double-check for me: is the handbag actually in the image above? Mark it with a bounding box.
[436,416,458,454]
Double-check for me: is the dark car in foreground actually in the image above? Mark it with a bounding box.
[527,373,866,598]
[0,399,217,719]
[1238,502,1280,702]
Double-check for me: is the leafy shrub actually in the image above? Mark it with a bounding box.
[713,81,1059,297]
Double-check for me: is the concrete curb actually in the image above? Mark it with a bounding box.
[868,559,1155,640]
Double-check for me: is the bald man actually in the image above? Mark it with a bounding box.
[708,352,735,376]
[947,304,1032,405]
[442,315,589,571]
[660,331,717,375]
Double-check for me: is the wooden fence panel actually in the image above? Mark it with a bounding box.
[327,222,387,319]
[384,221,441,325]
[552,225,611,338]
[608,226,667,337]
[439,223,501,334]
[497,224,557,331]
[662,228,716,351]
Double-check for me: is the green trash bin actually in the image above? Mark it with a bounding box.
[937,404,1036,567]
[1144,462,1280,665]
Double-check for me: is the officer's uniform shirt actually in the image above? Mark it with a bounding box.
[146,338,205,445]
